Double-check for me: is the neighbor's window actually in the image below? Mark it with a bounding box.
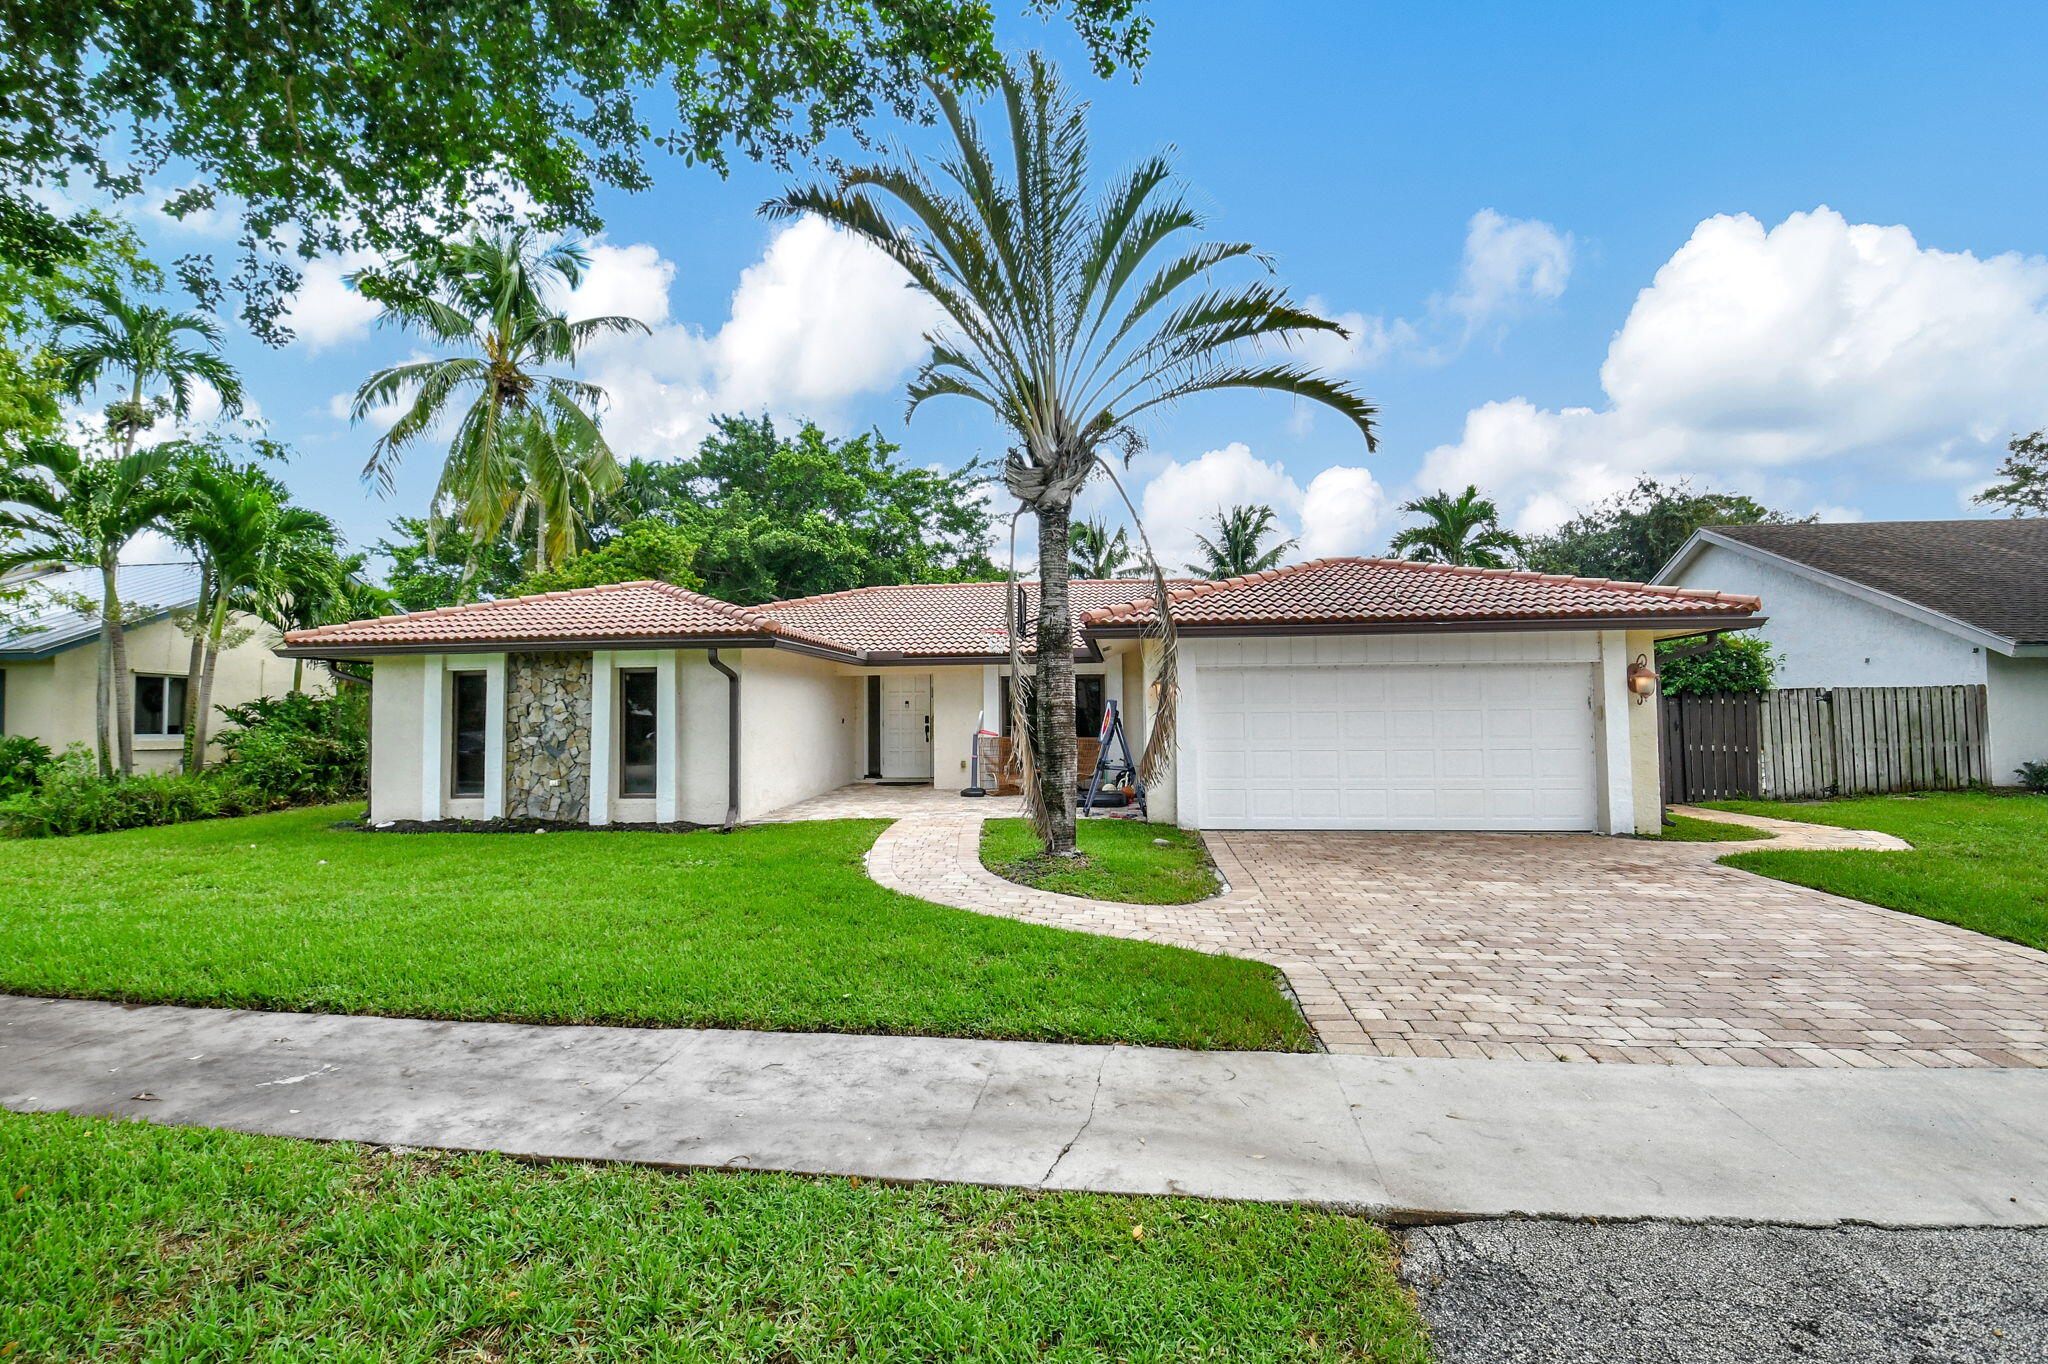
[450,671,488,798]
[133,674,188,737]
[999,674,1108,739]
[619,668,658,797]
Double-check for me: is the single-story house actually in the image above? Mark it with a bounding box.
[1657,520,2047,781]
[1,560,311,770]
[278,558,1762,834]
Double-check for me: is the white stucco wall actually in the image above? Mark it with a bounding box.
[733,648,858,820]
[1,612,313,772]
[1986,652,2048,781]
[928,666,987,792]
[367,654,428,821]
[1669,543,1991,688]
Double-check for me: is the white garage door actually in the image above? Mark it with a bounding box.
[1196,664,1599,831]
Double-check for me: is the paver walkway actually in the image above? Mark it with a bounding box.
[864,802,2048,1069]
[6,994,2044,1227]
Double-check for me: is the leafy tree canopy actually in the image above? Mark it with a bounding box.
[603,414,1001,603]
[1519,476,1808,583]
[0,1,1149,341]
[510,518,702,596]
[1656,634,1780,696]
[374,517,526,612]
[0,218,160,459]
[1974,431,2048,517]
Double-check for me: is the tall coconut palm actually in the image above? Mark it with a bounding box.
[176,462,338,763]
[1389,485,1523,568]
[0,439,181,774]
[49,284,245,457]
[351,230,647,589]
[1185,504,1297,579]
[1069,518,1136,578]
[771,55,1377,854]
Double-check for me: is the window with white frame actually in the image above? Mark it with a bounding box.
[133,674,188,737]
[618,668,658,797]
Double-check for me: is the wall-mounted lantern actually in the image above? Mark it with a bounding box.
[1627,654,1660,703]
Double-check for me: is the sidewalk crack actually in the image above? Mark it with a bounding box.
[1038,1052,1110,1186]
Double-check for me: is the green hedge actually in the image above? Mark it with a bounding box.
[0,689,367,838]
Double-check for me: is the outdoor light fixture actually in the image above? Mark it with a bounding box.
[1627,654,1659,703]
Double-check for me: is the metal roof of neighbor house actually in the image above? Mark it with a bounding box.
[753,579,1187,658]
[0,561,202,660]
[280,579,841,654]
[1082,558,1762,632]
[1688,520,2048,647]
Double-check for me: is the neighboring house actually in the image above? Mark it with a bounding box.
[1657,520,2048,783]
[0,561,310,771]
[279,558,1760,834]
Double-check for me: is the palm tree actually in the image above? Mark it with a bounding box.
[0,440,181,774]
[1389,485,1523,568]
[176,461,338,763]
[49,284,244,457]
[770,56,1377,854]
[1185,504,1297,579]
[1069,518,1136,578]
[249,550,389,694]
[351,230,647,588]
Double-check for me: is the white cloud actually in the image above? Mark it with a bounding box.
[563,217,943,460]
[1275,210,1572,395]
[1441,208,1574,337]
[1134,442,1384,572]
[283,252,382,351]
[1417,207,2048,530]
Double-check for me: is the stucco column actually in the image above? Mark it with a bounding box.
[1594,631,1637,835]
[418,654,444,822]
[588,650,614,826]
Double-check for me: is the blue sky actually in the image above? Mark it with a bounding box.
[108,0,2048,573]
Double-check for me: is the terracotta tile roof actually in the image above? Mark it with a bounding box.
[281,580,813,651]
[1081,558,1761,630]
[755,580,1189,657]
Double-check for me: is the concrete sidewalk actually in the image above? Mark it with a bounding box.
[4,994,2043,1227]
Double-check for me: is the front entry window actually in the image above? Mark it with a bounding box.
[1000,674,1107,738]
[450,671,487,797]
[619,668,658,797]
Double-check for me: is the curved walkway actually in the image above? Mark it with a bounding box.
[866,804,2048,1070]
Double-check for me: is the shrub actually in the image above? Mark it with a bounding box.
[0,734,53,798]
[1656,634,1780,696]
[0,690,368,837]
[2016,761,2048,794]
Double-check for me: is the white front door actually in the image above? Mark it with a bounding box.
[879,674,934,780]
[1195,663,1600,830]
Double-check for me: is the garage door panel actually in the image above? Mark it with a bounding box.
[1197,663,1599,831]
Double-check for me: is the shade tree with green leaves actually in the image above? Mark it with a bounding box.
[1185,504,1297,579]
[1519,476,1807,583]
[1388,486,1522,569]
[1975,431,2047,517]
[0,1,1149,341]
[771,55,1377,855]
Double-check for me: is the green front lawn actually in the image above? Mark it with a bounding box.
[0,807,1312,1051]
[982,818,1223,904]
[1703,791,2048,951]
[1641,813,1772,842]
[0,1111,1430,1363]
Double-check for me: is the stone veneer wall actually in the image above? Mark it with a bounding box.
[504,651,593,820]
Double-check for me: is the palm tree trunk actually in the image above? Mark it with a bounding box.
[100,556,137,776]
[94,628,113,778]
[182,563,211,772]
[293,656,305,693]
[192,592,230,768]
[1032,500,1080,857]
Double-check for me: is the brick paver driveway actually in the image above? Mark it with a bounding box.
[859,802,2048,1069]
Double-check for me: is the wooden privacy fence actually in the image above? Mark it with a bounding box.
[1661,684,1989,803]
